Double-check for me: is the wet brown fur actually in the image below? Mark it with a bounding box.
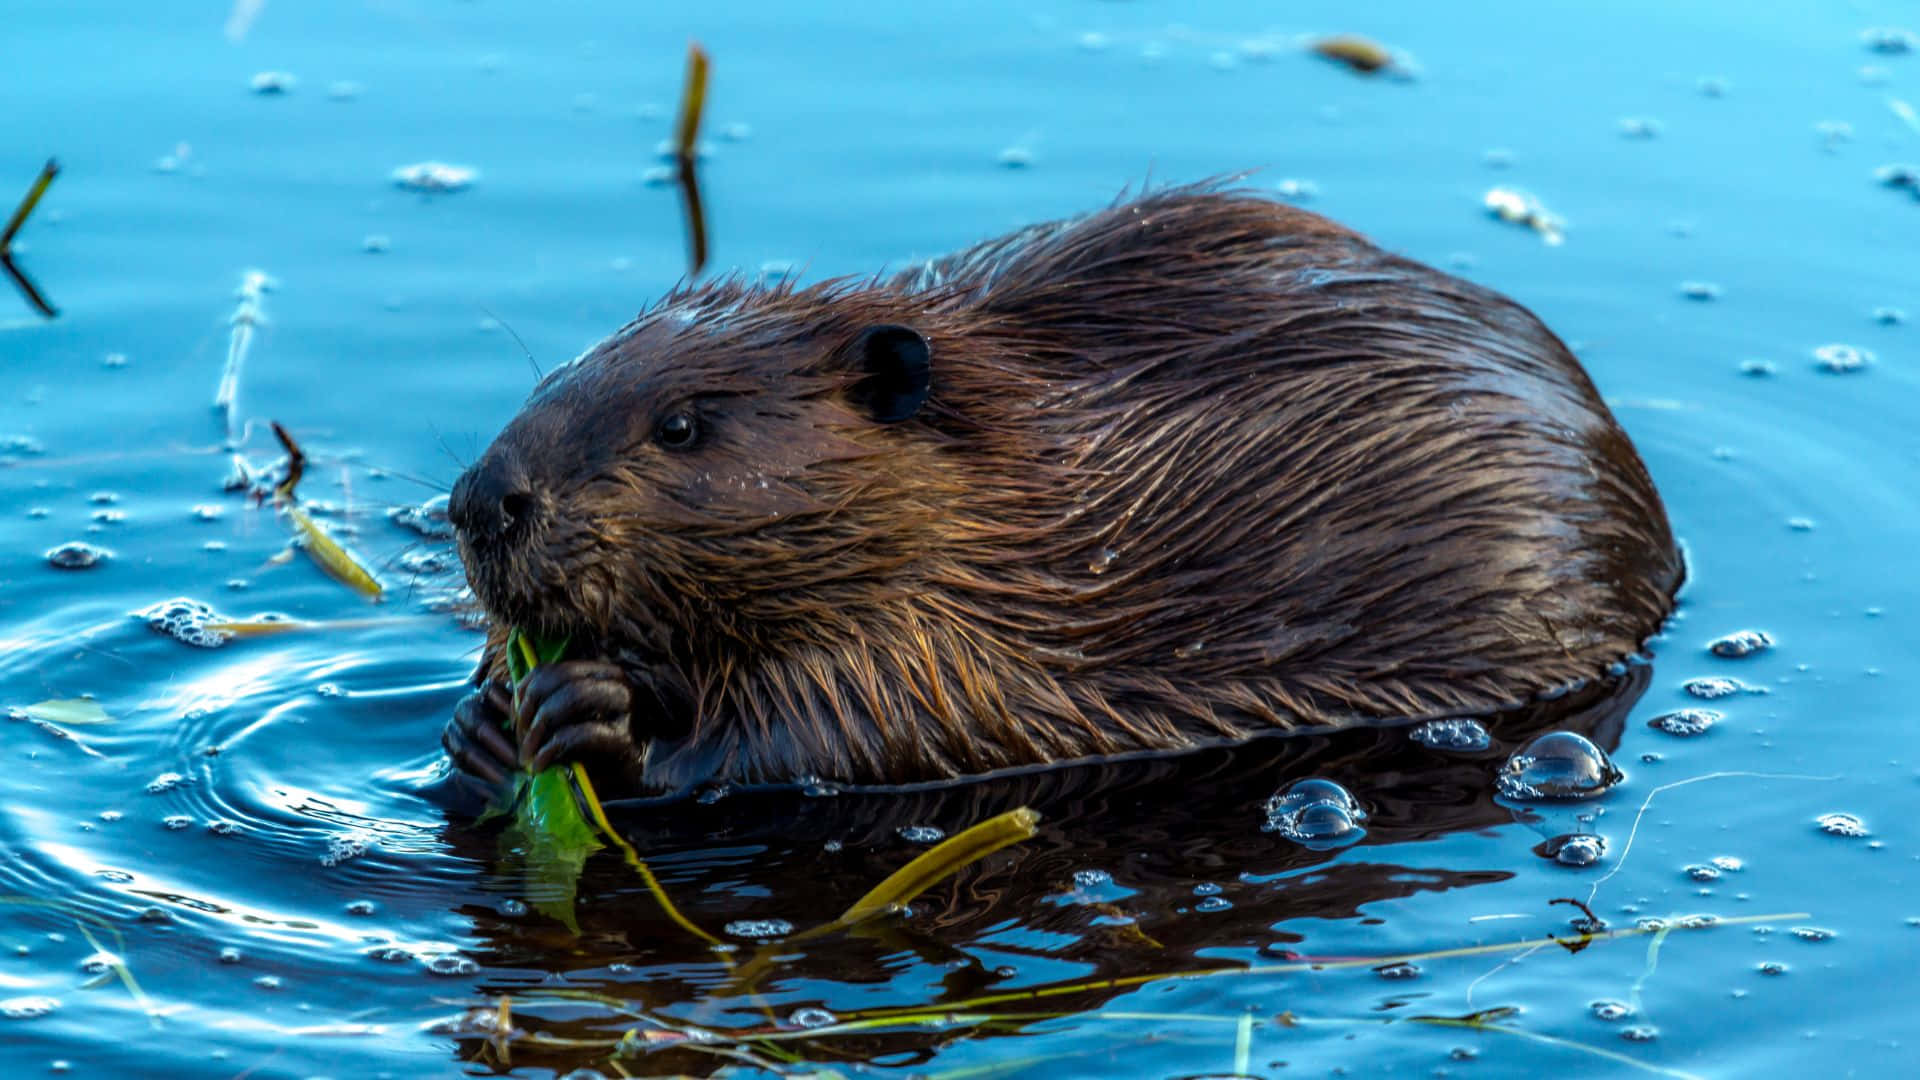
[456,187,1683,795]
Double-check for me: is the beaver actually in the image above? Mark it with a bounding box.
[441,186,1682,799]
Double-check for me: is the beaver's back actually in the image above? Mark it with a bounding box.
[893,190,1681,729]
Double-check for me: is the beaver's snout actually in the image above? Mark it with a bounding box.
[448,449,538,546]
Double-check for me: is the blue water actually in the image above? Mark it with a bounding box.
[4,1,1916,1076]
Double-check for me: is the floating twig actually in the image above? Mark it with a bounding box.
[269,421,384,599]
[1,158,59,318]
[671,42,711,276]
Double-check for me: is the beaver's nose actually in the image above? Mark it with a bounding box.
[448,451,535,541]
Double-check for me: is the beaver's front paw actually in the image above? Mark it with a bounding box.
[443,678,518,790]
[514,660,640,776]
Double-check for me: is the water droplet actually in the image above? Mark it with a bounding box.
[789,1007,837,1029]
[146,773,189,795]
[1275,178,1319,202]
[391,161,477,194]
[425,954,479,976]
[1497,731,1622,800]
[249,71,296,94]
[1708,629,1773,659]
[388,495,452,538]
[1538,833,1606,867]
[1262,777,1367,848]
[1087,547,1119,574]
[1649,709,1720,736]
[79,950,120,974]
[1813,343,1873,374]
[1683,676,1749,699]
[1173,640,1206,659]
[0,996,59,1019]
[1815,812,1868,838]
[1862,27,1918,54]
[46,542,109,570]
[897,825,945,844]
[1411,717,1491,753]
[1591,1000,1633,1021]
[724,919,794,941]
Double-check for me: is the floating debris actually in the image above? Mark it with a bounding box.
[19,700,110,726]
[391,161,477,194]
[1,158,59,318]
[1484,187,1564,245]
[1310,34,1407,77]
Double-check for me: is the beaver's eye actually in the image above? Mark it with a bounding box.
[656,411,699,450]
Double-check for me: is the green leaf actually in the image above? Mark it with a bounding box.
[494,627,597,932]
[22,699,110,725]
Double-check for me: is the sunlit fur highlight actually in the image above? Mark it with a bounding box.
[457,186,1682,794]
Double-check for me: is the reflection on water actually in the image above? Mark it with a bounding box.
[3,0,1916,1076]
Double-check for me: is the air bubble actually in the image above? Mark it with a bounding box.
[1649,709,1720,736]
[1591,1000,1633,1021]
[0,996,59,1019]
[724,919,794,941]
[1072,869,1112,888]
[147,773,189,795]
[1411,717,1491,753]
[789,1007,837,1029]
[46,542,109,570]
[1497,731,1622,800]
[1708,629,1773,659]
[388,495,453,538]
[1815,812,1868,838]
[1682,677,1746,699]
[1813,343,1873,374]
[897,825,945,844]
[1194,896,1233,912]
[1538,833,1606,867]
[425,954,479,976]
[1262,777,1367,848]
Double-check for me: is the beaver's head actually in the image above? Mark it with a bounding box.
[447,284,949,672]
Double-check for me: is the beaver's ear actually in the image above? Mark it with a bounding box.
[846,324,931,423]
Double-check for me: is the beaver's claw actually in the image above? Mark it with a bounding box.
[443,678,517,789]
[513,660,638,775]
